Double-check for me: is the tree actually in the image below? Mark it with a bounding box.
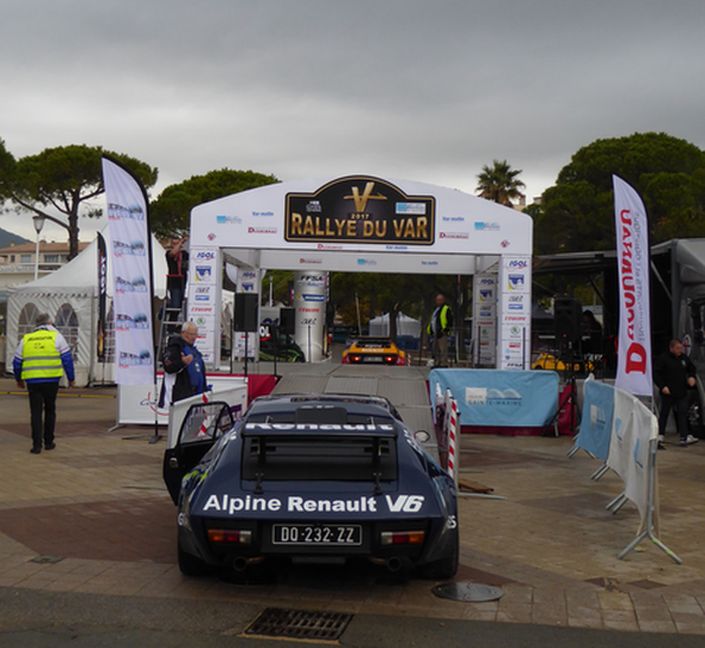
[150,169,279,237]
[476,159,526,206]
[537,132,705,253]
[0,141,158,258]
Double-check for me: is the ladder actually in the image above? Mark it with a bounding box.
[156,303,187,362]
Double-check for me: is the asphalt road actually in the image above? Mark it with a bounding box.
[0,587,700,648]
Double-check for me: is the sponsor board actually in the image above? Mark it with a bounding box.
[285,176,435,246]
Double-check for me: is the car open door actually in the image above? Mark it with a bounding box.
[163,401,234,504]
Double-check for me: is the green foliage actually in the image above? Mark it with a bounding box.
[537,132,705,253]
[150,168,279,237]
[476,159,526,206]
[0,140,158,258]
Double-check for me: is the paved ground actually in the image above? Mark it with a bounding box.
[1,377,705,642]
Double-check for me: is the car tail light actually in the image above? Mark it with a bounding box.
[351,355,361,363]
[207,529,252,545]
[380,530,425,545]
[384,355,396,364]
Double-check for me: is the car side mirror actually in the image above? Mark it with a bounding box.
[414,430,431,444]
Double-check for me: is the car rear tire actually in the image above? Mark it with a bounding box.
[177,539,209,577]
[420,531,459,580]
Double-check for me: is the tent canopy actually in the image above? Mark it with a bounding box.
[368,311,421,337]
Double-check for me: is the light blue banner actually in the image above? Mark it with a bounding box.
[429,369,559,428]
[576,378,615,461]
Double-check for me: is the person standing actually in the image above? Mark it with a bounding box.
[160,321,208,405]
[165,236,189,317]
[13,313,75,454]
[427,293,453,367]
[654,338,699,447]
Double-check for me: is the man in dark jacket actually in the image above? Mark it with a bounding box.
[160,321,207,405]
[654,339,699,447]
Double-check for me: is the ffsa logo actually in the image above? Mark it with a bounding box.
[344,182,387,214]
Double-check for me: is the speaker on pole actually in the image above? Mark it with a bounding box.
[234,293,259,332]
[280,307,295,335]
[554,296,582,343]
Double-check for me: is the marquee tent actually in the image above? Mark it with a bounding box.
[368,312,422,338]
[5,229,167,385]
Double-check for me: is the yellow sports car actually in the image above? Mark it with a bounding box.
[532,352,595,372]
[341,337,408,365]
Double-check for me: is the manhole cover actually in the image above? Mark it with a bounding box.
[244,607,352,642]
[432,581,504,602]
[30,555,64,565]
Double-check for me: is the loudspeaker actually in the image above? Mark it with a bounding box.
[280,307,295,335]
[554,297,582,342]
[234,293,259,332]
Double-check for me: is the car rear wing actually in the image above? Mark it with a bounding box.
[241,425,398,493]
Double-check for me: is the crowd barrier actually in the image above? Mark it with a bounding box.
[429,369,559,434]
[571,376,681,564]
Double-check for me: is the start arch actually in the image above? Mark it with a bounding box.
[186,175,532,370]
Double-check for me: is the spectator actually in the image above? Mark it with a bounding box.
[654,338,699,447]
[427,293,453,367]
[13,313,75,454]
[160,321,207,405]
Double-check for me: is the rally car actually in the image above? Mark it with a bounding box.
[163,394,458,580]
[341,337,408,365]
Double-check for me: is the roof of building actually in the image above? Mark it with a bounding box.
[0,241,90,255]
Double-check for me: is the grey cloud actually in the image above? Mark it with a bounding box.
[1,0,704,239]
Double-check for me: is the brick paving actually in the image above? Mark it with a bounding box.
[1,382,705,634]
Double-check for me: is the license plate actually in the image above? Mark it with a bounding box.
[272,524,362,546]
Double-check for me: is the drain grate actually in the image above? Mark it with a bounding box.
[244,607,352,642]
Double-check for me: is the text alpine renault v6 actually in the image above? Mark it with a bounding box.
[341,337,408,365]
[163,394,458,580]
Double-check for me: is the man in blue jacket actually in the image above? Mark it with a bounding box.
[13,313,75,454]
[160,321,208,405]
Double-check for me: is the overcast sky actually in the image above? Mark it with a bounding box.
[1,0,703,242]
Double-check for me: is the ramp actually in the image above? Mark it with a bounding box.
[269,362,432,433]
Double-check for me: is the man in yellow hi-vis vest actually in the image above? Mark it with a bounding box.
[426,293,453,367]
[13,313,75,454]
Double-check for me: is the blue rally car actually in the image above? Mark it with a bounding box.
[163,394,459,580]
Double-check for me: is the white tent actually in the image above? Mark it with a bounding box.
[5,229,167,385]
[368,312,422,338]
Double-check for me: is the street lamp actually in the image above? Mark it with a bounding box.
[32,215,46,281]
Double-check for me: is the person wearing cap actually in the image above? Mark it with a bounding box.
[13,313,75,454]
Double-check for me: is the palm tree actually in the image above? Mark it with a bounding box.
[476,159,526,207]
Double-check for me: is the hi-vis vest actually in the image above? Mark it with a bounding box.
[21,329,63,381]
[427,304,451,335]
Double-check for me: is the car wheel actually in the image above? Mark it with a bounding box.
[177,538,209,577]
[420,531,459,580]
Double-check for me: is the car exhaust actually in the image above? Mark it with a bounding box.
[232,556,263,572]
[385,557,403,573]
